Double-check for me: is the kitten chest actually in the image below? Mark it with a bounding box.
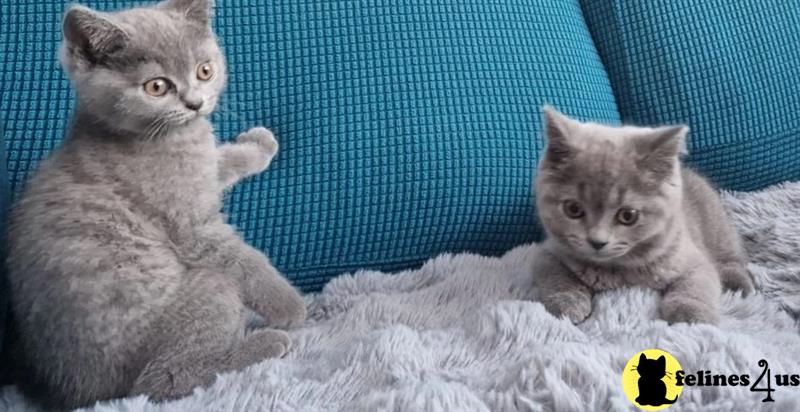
[128,134,223,223]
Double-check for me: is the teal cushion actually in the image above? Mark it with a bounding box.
[1,124,8,347]
[1,0,619,291]
[581,0,800,191]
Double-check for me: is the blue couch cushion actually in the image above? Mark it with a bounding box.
[1,0,619,291]
[1,124,8,347]
[581,0,800,191]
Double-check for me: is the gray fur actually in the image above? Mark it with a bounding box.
[5,0,306,409]
[4,179,800,411]
[532,107,753,325]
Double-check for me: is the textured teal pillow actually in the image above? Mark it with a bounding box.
[581,0,800,191]
[1,0,619,291]
[0,124,8,347]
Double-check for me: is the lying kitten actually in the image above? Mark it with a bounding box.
[6,0,305,408]
[532,107,753,325]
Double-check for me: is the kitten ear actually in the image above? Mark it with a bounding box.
[541,106,577,167]
[635,125,688,181]
[162,0,213,25]
[639,353,647,363]
[657,355,666,368]
[63,6,128,65]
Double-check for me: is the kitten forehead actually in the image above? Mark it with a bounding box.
[65,3,217,76]
[566,120,669,149]
[115,7,212,51]
[540,110,686,195]
[543,106,660,147]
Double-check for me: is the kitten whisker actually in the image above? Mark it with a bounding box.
[145,116,171,142]
[143,118,162,142]
[145,110,190,142]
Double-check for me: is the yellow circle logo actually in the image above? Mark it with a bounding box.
[622,349,683,410]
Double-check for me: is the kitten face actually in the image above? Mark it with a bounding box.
[61,0,225,137]
[536,107,688,263]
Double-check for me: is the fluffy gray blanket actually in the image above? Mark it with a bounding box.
[2,181,800,411]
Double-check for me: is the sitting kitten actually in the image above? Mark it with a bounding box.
[6,0,306,408]
[532,107,753,325]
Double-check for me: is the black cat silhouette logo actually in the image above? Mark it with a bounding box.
[622,349,683,410]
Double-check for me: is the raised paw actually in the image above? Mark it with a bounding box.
[720,265,755,297]
[542,290,593,324]
[237,127,278,157]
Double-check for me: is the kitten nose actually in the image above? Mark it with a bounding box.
[588,239,608,251]
[183,99,204,111]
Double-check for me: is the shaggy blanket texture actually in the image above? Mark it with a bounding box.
[2,181,800,411]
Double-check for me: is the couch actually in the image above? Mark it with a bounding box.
[2,0,799,357]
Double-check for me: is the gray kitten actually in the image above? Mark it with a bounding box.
[532,107,754,325]
[5,0,306,408]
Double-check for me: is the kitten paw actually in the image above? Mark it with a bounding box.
[542,291,593,324]
[250,282,307,329]
[237,127,278,157]
[660,299,719,325]
[242,328,292,359]
[720,265,755,297]
[265,291,307,329]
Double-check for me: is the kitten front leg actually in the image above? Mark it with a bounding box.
[660,261,721,324]
[218,127,279,188]
[533,248,594,324]
[717,261,755,296]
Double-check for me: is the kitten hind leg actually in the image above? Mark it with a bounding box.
[706,230,754,296]
[132,329,290,402]
[130,271,289,402]
[219,328,290,371]
[697,188,755,296]
[192,225,307,328]
[684,169,754,295]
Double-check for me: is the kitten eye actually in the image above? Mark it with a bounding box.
[143,78,170,97]
[616,207,640,226]
[196,62,214,81]
[562,200,585,219]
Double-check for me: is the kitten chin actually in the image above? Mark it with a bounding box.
[532,107,754,325]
